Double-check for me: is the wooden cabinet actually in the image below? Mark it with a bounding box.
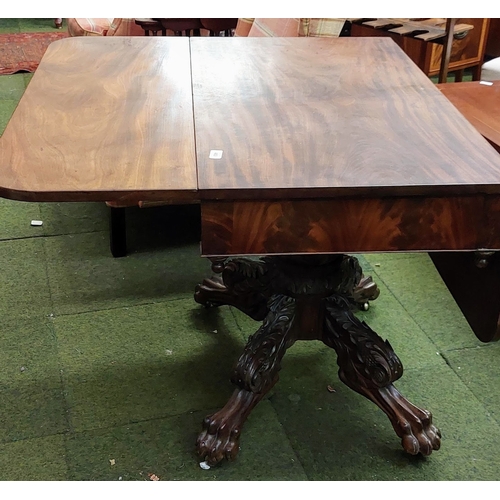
[350,18,490,80]
[486,18,500,58]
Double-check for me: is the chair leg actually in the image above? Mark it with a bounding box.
[471,65,482,81]
[109,207,127,258]
[438,18,457,84]
[454,69,464,82]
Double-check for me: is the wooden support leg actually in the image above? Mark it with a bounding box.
[194,254,437,465]
[454,69,464,82]
[109,206,127,258]
[322,294,441,455]
[471,65,482,81]
[197,294,297,465]
[438,18,457,83]
[430,251,500,342]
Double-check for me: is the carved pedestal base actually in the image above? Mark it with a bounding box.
[194,255,440,466]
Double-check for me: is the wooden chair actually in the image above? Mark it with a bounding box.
[200,19,238,36]
[133,19,166,36]
[154,18,203,37]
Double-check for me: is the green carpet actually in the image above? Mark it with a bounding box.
[0,18,499,482]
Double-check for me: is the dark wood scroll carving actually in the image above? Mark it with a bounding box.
[194,255,440,465]
[323,295,440,455]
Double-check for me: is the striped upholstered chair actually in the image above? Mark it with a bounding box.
[234,18,347,38]
[67,18,145,37]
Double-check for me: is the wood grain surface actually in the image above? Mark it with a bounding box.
[191,37,500,200]
[200,197,488,256]
[0,37,198,202]
[2,36,500,224]
[437,81,500,152]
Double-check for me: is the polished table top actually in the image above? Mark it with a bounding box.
[1,36,500,256]
[436,80,500,150]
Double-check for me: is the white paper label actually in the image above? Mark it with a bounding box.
[209,150,223,159]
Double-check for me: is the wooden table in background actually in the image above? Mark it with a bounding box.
[437,81,500,152]
[2,36,500,466]
[431,80,500,360]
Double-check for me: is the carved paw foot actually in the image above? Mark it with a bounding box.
[194,271,269,321]
[323,300,440,456]
[194,276,227,308]
[196,411,242,466]
[196,388,261,465]
[379,385,441,456]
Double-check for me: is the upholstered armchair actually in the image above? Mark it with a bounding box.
[481,58,500,81]
[234,18,347,37]
[67,18,145,37]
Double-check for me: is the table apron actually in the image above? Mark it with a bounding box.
[200,196,500,256]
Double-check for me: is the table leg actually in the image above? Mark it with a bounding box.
[109,206,127,258]
[194,255,439,465]
[197,294,296,465]
[430,251,500,342]
[322,295,441,456]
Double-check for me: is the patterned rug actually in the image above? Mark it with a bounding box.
[0,31,69,75]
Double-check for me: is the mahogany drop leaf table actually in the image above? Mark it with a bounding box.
[2,36,500,466]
